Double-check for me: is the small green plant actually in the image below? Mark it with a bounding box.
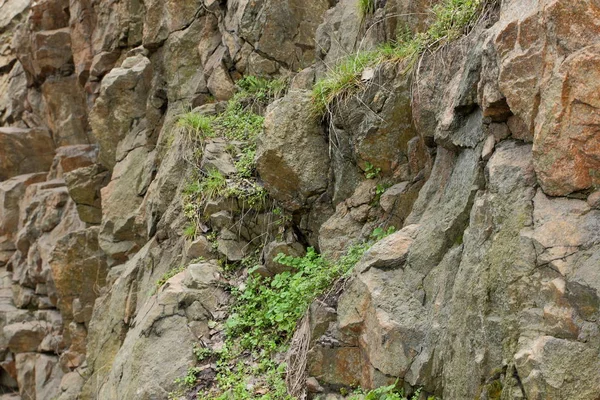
[359,0,376,16]
[198,168,227,200]
[312,51,376,115]
[350,383,431,400]
[364,161,382,179]
[175,366,203,388]
[177,111,215,140]
[193,345,214,362]
[371,226,397,241]
[193,226,399,399]
[237,75,287,102]
[183,223,197,239]
[235,148,256,179]
[155,265,186,289]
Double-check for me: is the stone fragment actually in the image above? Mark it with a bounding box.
[64,164,109,224]
[49,227,108,325]
[207,64,235,101]
[216,229,247,262]
[588,191,600,209]
[257,90,330,211]
[47,145,98,180]
[0,128,55,180]
[89,54,152,169]
[319,181,376,258]
[41,76,90,146]
[201,139,237,176]
[32,28,73,78]
[533,45,600,195]
[3,321,50,352]
[481,134,495,161]
[185,236,214,262]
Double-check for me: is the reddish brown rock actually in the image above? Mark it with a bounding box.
[0,173,47,250]
[47,145,98,180]
[495,0,600,195]
[41,76,90,146]
[533,45,600,195]
[0,127,55,180]
[31,28,73,78]
[49,227,108,324]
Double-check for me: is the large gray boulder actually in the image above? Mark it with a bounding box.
[256,90,330,211]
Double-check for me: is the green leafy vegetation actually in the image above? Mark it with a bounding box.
[180,76,286,241]
[348,384,437,400]
[312,0,488,115]
[364,161,382,179]
[236,75,287,103]
[191,228,396,399]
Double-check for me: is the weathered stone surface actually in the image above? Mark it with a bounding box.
[4,321,51,353]
[216,228,248,262]
[89,54,152,169]
[64,164,109,225]
[0,0,30,31]
[142,0,203,48]
[379,181,422,229]
[160,17,209,103]
[0,128,55,180]
[533,44,600,195]
[49,227,108,325]
[319,180,377,258]
[226,0,329,72]
[331,65,421,178]
[207,63,235,101]
[41,76,90,146]
[0,174,46,252]
[185,236,214,262]
[31,28,73,78]
[3,0,600,399]
[47,145,97,180]
[257,90,330,211]
[0,61,28,126]
[99,146,153,263]
[315,0,363,66]
[83,243,227,399]
[494,0,600,196]
[201,138,237,177]
[15,352,62,400]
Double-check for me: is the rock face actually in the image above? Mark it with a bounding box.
[257,90,330,211]
[0,0,599,399]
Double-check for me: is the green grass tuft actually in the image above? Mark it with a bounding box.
[177,112,215,140]
[312,0,487,115]
[359,0,376,16]
[198,168,227,201]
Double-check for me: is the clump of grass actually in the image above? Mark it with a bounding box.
[350,384,437,400]
[236,75,287,103]
[312,0,488,115]
[213,101,264,142]
[198,168,227,200]
[359,0,376,17]
[312,51,377,115]
[177,111,215,140]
